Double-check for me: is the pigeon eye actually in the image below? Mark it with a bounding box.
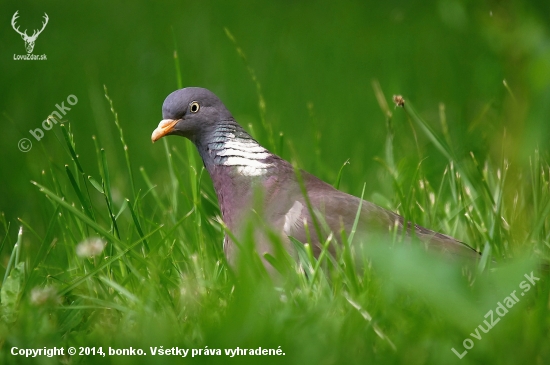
[190,102,200,113]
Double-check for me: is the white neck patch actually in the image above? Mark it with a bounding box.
[209,125,273,176]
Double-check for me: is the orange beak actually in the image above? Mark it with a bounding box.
[151,119,179,143]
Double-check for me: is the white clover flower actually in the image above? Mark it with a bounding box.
[30,286,59,306]
[76,237,106,258]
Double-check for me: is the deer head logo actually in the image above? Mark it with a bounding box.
[11,11,49,54]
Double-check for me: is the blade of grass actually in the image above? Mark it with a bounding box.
[65,165,94,219]
[333,159,350,189]
[103,85,136,199]
[224,27,275,152]
[126,198,149,254]
[2,227,22,286]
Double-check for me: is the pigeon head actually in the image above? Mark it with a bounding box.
[151,87,233,143]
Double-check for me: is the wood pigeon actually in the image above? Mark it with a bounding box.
[151,87,479,267]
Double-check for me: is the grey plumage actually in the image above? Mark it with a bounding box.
[152,87,480,268]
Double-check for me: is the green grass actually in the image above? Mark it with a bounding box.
[1,54,550,364]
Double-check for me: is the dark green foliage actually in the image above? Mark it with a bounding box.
[1,1,550,364]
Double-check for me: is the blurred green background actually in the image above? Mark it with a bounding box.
[1,1,550,364]
[2,0,549,228]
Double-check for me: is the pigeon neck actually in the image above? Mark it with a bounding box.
[197,121,275,177]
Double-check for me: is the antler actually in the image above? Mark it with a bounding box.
[30,13,49,39]
[11,11,49,40]
[11,10,28,37]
